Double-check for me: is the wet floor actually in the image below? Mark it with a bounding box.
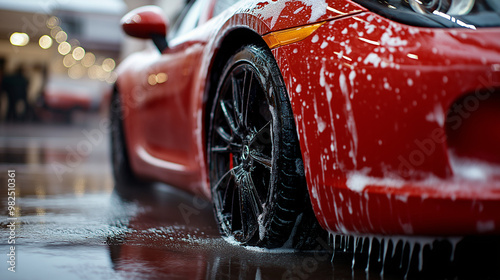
[1,117,500,280]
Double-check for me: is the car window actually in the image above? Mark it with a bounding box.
[213,0,241,17]
[169,0,205,40]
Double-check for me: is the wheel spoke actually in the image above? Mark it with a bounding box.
[229,184,238,232]
[214,165,237,192]
[241,70,254,129]
[211,146,240,153]
[238,172,263,238]
[238,186,248,237]
[220,100,241,137]
[216,126,232,144]
[243,173,263,216]
[214,166,237,209]
[250,120,272,147]
[231,74,243,128]
[250,150,272,170]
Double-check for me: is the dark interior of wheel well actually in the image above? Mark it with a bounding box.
[203,28,269,153]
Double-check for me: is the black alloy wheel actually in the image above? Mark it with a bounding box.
[208,45,311,248]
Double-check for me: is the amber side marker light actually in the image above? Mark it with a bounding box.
[263,22,325,49]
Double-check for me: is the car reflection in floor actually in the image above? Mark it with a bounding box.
[107,182,343,280]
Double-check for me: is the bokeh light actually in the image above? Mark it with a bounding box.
[148,74,157,86]
[88,65,102,80]
[68,38,80,47]
[106,72,118,84]
[63,54,76,68]
[156,73,168,84]
[68,64,86,79]
[10,32,30,46]
[58,42,71,55]
[12,15,120,83]
[39,35,53,49]
[72,47,85,61]
[102,58,116,72]
[46,16,60,29]
[98,69,111,81]
[81,53,96,68]
[50,26,62,38]
[55,31,68,43]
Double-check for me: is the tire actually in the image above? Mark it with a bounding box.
[208,45,315,248]
[110,91,142,186]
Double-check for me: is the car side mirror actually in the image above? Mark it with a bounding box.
[121,5,169,52]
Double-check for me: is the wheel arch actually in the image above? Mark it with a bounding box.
[203,28,270,153]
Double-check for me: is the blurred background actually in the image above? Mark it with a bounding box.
[0,0,184,124]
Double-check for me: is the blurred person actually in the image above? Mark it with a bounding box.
[2,65,29,122]
[0,57,5,121]
[27,64,48,122]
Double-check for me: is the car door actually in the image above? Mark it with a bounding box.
[138,0,210,169]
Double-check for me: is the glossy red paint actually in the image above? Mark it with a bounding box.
[116,0,500,237]
[275,13,500,235]
[121,6,169,39]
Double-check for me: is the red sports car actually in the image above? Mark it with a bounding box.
[112,0,500,248]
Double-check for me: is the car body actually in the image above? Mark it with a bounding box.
[114,0,500,244]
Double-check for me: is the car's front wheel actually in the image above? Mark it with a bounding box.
[208,45,314,248]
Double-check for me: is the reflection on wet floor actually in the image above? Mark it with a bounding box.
[0,121,500,279]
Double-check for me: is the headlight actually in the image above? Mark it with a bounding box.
[353,0,500,29]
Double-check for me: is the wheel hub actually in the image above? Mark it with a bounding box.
[242,144,250,160]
